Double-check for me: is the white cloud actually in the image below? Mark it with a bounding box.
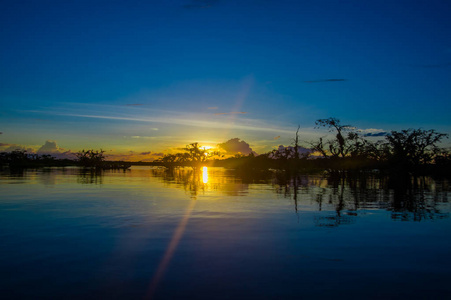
[217,138,255,155]
[37,140,75,159]
[37,140,59,153]
[358,128,387,134]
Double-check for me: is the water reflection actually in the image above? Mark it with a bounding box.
[1,166,451,298]
[1,167,449,225]
[150,167,251,198]
[202,166,208,184]
[145,167,450,225]
[271,171,450,225]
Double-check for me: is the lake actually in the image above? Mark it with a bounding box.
[1,166,450,299]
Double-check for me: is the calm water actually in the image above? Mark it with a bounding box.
[1,167,451,299]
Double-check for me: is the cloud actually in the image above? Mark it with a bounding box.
[274,136,280,140]
[125,103,144,106]
[131,136,157,139]
[207,107,218,110]
[304,79,347,83]
[363,132,389,137]
[37,140,59,154]
[26,107,296,135]
[214,111,247,115]
[1,141,75,159]
[217,138,255,155]
[106,151,163,162]
[358,128,389,137]
[37,140,75,159]
[182,0,218,9]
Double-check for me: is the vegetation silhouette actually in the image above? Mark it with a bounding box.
[152,117,449,176]
[311,117,362,158]
[0,150,73,170]
[76,149,131,170]
[155,143,219,169]
[1,117,450,176]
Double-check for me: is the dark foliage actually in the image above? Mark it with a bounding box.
[154,118,450,176]
[76,149,131,170]
[0,150,73,169]
[2,118,449,176]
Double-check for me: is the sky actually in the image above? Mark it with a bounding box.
[1,0,450,160]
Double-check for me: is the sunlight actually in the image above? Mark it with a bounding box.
[202,166,208,184]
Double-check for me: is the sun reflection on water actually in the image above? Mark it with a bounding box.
[202,166,208,184]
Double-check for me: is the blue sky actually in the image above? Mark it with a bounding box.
[1,0,450,159]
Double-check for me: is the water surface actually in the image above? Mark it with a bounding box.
[1,167,450,299]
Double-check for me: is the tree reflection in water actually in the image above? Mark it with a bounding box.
[273,171,450,226]
[151,167,449,226]
[71,166,450,226]
[150,167,207,199]
[150,167,253,198]
[77,169,104,185]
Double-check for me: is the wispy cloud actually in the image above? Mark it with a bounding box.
[363,132,389,137]
[214,111,247,115]
[125,103,144,106]
[304,79,347,83]
[358,128,389,137]
[105,150,161,162]
[131,136,157,139]
[25,106,294,135]
[274,136,280,140]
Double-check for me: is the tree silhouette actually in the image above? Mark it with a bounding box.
[156,143,219,168]
[293,125,301,160]
[76,149,106,168]
[385,129,448,168]
[184,143,208,163]
[312,118,365,158]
